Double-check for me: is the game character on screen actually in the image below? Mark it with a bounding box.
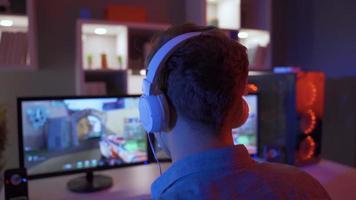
[139,23,330,200]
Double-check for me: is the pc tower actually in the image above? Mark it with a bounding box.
[295,72,324,165]
[249,71,324,165]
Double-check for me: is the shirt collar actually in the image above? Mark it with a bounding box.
[151,145,255,198]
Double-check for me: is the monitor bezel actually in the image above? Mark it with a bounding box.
[17,95,153,179]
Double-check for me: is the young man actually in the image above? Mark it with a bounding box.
[141,24,330,199]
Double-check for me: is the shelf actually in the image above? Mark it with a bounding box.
[84,69,127,73]
[0,63,35,70]
[0,14,28,30]
[81,23,128,70]
[76,20,168,95]
[238,28,270,47]
[83,69,145,95]
[0,0,37,70]
[127,73,145,95]
[221,28,270,69]
[0,14,29,68]
[238,29,270,69]
[185,0,272,69]
[207,0,241,29]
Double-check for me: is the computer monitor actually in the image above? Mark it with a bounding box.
[232,94,259,155]
[18,95,148,192]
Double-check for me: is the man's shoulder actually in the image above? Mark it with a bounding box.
[164,161,330,199]
[253,161,317,180]
[250,162,331,199]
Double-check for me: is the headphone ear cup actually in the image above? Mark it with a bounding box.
[139,94,170,133]
[235,98,249,128]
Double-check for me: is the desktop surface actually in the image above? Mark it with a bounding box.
[29,163,167,200]
[1,160,354,199]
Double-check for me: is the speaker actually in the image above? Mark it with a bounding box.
[249,71,324,166]
[4,168,29,200]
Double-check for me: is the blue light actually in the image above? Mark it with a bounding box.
[273,66,301,74]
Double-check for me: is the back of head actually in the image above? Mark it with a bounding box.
[146,23,249,132]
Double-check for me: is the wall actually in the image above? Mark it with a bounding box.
[1,0,186,173]
[322,77,356,166]
[185,0,206,25]
[241,0,271,30]
[36,0,184,70]
[272,0,356,166]
[272,0,356,78]
[0,69,76,171]
[310,0,356,77]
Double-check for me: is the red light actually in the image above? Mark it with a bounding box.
[301,110,317,135]
[247,83,258,93]
[296,72,325,117]
[297,136,316,161]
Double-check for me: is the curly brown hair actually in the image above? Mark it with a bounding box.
[146,23,249,130]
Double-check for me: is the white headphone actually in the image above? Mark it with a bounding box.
[139,32,202,133]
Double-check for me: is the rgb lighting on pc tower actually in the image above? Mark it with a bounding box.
[250,70,325,166]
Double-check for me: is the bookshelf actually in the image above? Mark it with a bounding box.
[206,0,241,29]
[238,28,270,68]
[76,20,168,95]
[0,0,37,70]
[81,23,128,71]
[185,0,271,69]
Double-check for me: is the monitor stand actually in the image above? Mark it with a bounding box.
[67,171,113,193]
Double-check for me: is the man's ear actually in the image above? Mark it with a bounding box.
[231,98,249,128]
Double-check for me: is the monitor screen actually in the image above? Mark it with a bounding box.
[18,96,148,177]
[232,94,258,155]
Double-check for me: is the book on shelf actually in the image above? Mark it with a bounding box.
[84,82,107,96]
[0,31,28,67]
[251,44,269,70]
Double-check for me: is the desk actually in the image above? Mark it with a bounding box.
[27,163,170,200]
[301,160,356,200]
[1,160,356,200]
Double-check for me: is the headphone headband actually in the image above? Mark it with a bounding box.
[142,32,202,96]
